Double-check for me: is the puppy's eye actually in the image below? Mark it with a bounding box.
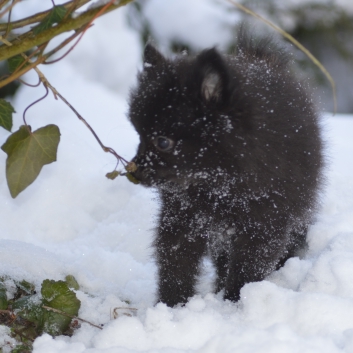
[154,136,174,151]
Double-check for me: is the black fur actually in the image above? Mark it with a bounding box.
[128,33,323,307]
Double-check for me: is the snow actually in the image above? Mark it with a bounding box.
[142,0,239,52]
[1,1,353,352]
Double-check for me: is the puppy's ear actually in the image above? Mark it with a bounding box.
[196,48,229,105]
[143,44,166,69]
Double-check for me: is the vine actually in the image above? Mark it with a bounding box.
[0,0,137,198]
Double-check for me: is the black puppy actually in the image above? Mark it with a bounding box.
[129,33,323,307]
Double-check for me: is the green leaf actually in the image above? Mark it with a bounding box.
[106,170,120,180]
[0,99,14,132]
[12,295,35,312]
[65,275,80,291]
[41,280,81,336]
[126,172,140,185]
[1,124,61,198]
[0,282,8,310]
[11,343,33,353]
[32,5,68,35]
[12,295,45,330]
[8,55,28,74]
[15,279,36,295]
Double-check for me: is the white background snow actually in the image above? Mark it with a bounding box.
[1,0,353,352]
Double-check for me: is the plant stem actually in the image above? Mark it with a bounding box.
[42,305,103,330]
[0,0,134,62]
[0,0,90,31]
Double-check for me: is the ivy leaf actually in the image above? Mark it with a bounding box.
[32,5,67,35]
[12,279,80,337]
[1,124,61,198]
[0,99,14,132]
[8,55,28,74]
[41,280,81,336]
[65,275,80,291]
[15,279,36,295]
[12,296,46,332]
[126,172,140,185]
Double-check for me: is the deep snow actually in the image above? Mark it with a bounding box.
[1,1,353,352]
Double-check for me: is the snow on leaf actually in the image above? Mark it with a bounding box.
[12,278,81,338]
[65,275,80,291]
[1,124,61,198]
[41,279,81,336]
[0,99,14,132]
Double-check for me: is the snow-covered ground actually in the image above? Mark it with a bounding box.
[1,1,353,352]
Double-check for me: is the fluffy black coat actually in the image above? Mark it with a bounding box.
[129,34,323,307]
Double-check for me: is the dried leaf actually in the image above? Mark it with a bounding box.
[106,170,120,180]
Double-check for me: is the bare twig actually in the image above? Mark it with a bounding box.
[112,307,138,319]
[36,67,128,163]
[0,33,129,165]
[0,36,44,88]
[0,0,134,62]
[0,28,82,88]
[43,24,90,64]
[0,0,11,10]
[64,0,82,21]
[3,0,16,37]
[0,0,90,31]
[0,0,21,19]
[42,305,103,330]
[43,0,116,64]
[227,0,337,114]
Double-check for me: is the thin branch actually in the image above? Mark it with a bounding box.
[42,305,103,330]
[23,63,128,163]
[43,79,129,163]
[0,0,21,19]
[0,0,134,62]
[0,1,131,167]
[44,0,116,64]
[0,36,44,88]
[0,0,11,10]
[227,0,337,114]
[3,0,11,37]
[0,28,83,88]
[0,0,90,31]
[64,0,82,21]
[43,24,89,64]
